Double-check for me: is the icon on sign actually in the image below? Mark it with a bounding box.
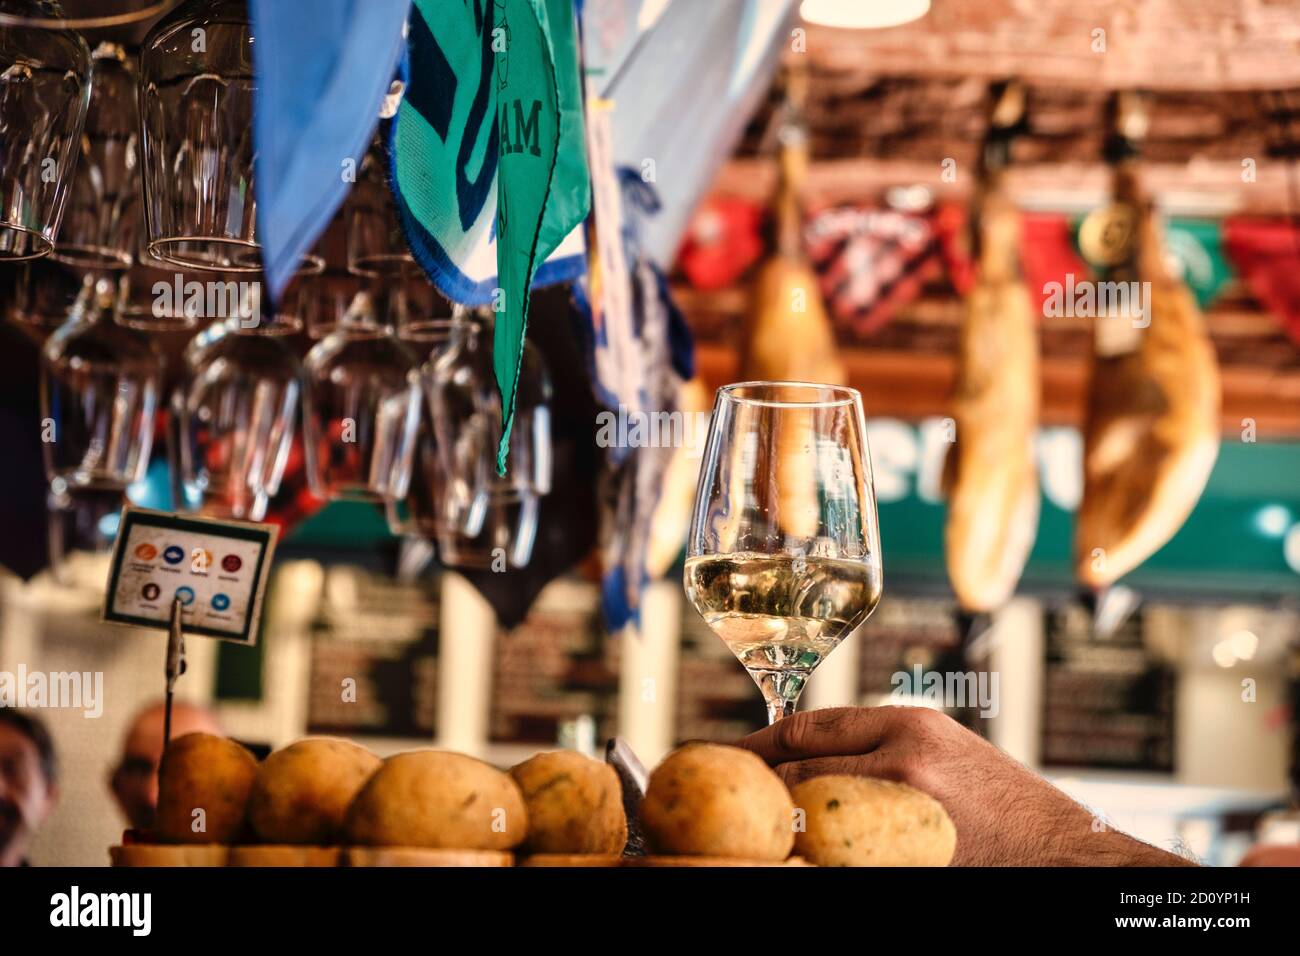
[142,583,161,601]
[174,586,196,606]
[163,545,185,565]
[134,543,158,561]
[221,554,242,573]
[191,548,213,572]
[211,593,231,612]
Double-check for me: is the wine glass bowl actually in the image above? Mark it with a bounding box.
[0,5,91,260]
[138,0,259,271]
[10,43,137,330]
[50,42,138,272]
[40,278,163,491]
[420,309,552,568]
[427,309,552,516]
[176,317,301,521]
[302,292,422,503]
[684,381,883,723]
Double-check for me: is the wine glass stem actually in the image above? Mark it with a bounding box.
[766,695,798,724]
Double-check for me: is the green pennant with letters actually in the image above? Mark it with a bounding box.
[494,0,590,474]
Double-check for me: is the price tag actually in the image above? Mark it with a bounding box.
[101,507,279,645]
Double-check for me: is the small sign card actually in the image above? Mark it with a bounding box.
[101,507,279,644]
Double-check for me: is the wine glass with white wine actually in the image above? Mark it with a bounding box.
[685,382,883,724]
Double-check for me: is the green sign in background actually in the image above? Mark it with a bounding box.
[283,437,1300,599]
[879,438,1300,599]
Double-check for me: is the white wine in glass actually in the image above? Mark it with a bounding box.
[685,382,883,724]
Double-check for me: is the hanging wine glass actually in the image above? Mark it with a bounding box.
[0,1,92,260]
[41,277,163,490]
[426,308,552,570]
[428,308,553,514]
[52,42,138,270]
[302,289,422,502]
[304,170,427,503]
[7,42,139,330]
[10,33,224,337]
[175,312,301,521]
[385,318,457,538]
[139,0,261,272]
[427,310,496,537]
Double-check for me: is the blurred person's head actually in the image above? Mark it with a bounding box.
[109,700,221,830]
[0,709,59,867]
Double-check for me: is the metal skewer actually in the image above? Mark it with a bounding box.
[163,596,187,747]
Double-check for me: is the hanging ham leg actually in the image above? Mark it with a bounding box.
[943,183,1040,612]
[1075,163,1221,588]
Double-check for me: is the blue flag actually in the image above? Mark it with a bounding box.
[251,0,411,303]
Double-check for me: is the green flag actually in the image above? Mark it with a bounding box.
[494,0,590,475]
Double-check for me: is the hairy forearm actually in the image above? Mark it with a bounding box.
[948,763,1198,867]
[1058,827,1199,867]
[1012,795,1198,867]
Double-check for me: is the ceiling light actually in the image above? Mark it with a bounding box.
[800,0,931,30]
[1211,641,1237,669]
[1228,629,1259,661]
